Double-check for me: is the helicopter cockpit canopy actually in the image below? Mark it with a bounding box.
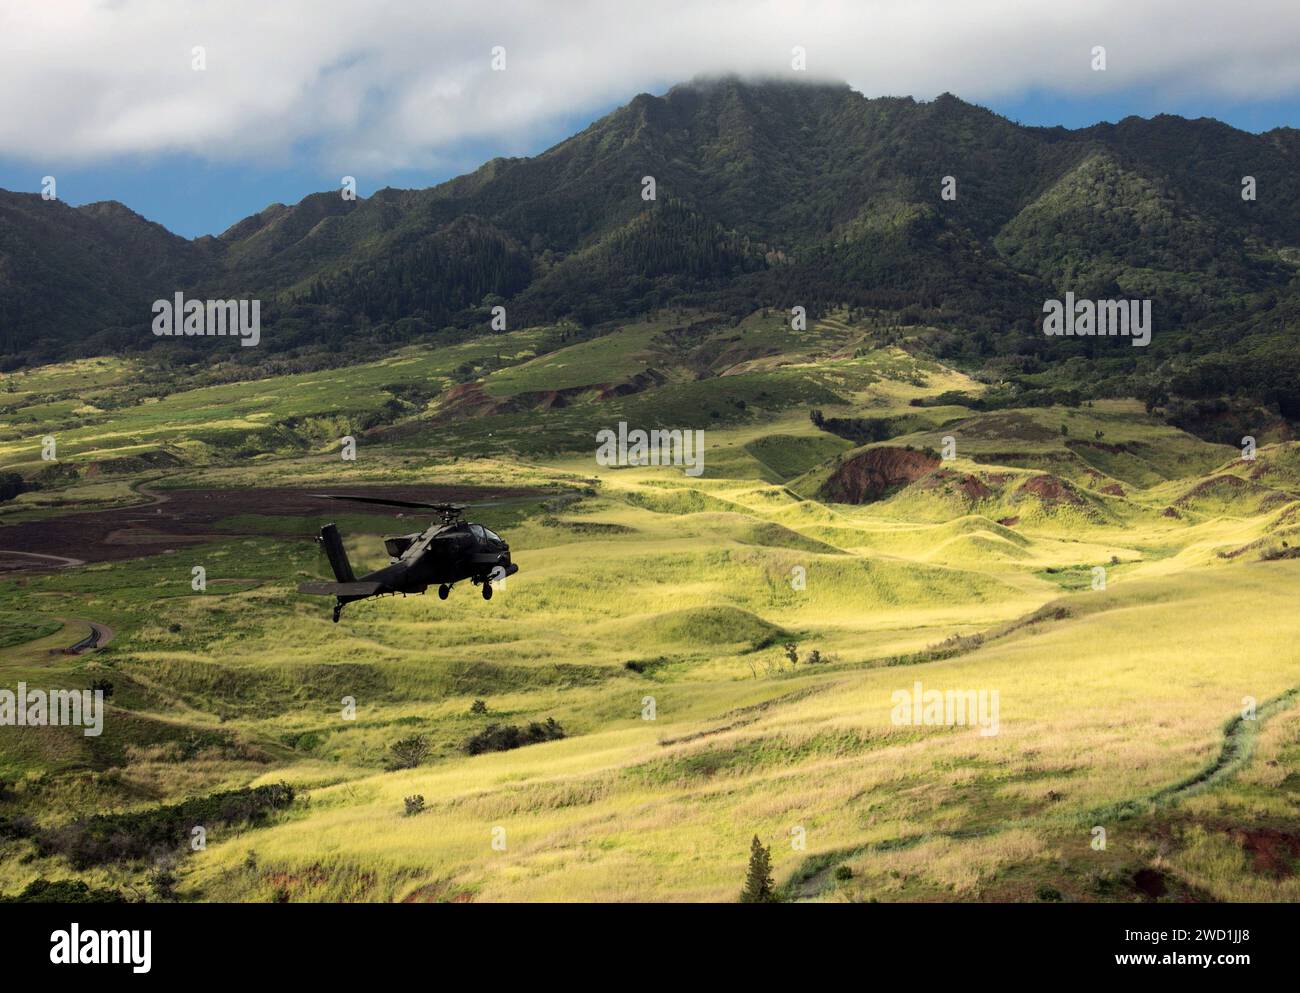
[469,524,505,545]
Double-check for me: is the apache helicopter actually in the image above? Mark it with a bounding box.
[297,494,517,622]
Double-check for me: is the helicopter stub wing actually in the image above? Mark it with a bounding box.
[297,581,386,597]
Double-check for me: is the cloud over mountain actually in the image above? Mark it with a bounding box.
[4,0,1299,169]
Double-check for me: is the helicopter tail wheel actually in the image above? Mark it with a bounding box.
[438,584,450,600]
[481,581,493,601]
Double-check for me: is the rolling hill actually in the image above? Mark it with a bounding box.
[4,317,1300,903]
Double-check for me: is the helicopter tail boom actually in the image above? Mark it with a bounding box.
[318,523,356,583]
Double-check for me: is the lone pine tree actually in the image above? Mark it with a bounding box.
[740,835,776,903]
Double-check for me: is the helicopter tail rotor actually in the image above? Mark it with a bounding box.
[316,523,356,583]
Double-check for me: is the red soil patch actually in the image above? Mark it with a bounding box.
[403,880,476,903]
[434,381,588,418]
[1017,474,1085,506]
[958,475,993,500]
[996,516,1020,527]
[1099,483,1126,496]
[1162,506,1182,518]
[891,465,994,502]
[1228,827,1300,879]
[437,381,499,418]
[818,446,941,503]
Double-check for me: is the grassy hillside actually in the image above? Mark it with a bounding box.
[1,310,1297,903]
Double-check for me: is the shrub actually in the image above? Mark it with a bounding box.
[470,699,488,715]
[0,471,26,503]
[149,864,178,902]
[0,814,33,840]
[388,734,431,770]
[463,717,565,755]
[834,865,853,881]
[0,879,125,904]
[34,782,295,869]
[1260,545,1300,561]
[403,795,425,817]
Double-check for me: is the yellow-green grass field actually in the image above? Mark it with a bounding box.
[1,310,1297,902]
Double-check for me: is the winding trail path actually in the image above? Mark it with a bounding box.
[66,620,116,653]
[0,549,85,569]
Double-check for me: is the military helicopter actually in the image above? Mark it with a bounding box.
[297,494,517,622]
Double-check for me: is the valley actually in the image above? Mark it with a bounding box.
[2,308,1297,902]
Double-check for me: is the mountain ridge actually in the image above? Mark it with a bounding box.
[2,76,1298,419]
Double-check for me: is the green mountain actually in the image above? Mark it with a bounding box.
[0,195,213,355]
[2,76,1299,417]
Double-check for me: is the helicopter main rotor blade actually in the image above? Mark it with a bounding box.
[308,494,464,511]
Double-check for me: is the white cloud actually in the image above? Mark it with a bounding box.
[3,0,1298,169]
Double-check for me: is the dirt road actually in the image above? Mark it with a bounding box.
[0,483,547,570]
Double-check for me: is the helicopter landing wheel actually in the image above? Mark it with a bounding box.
[481,581,493,601]
[438,584,450,600]
[332,605,341,623]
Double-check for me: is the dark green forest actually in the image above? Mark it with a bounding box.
[2,76,1299,426]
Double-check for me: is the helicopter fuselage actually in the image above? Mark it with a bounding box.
[299,514,517,622]
[375,520,514,589]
